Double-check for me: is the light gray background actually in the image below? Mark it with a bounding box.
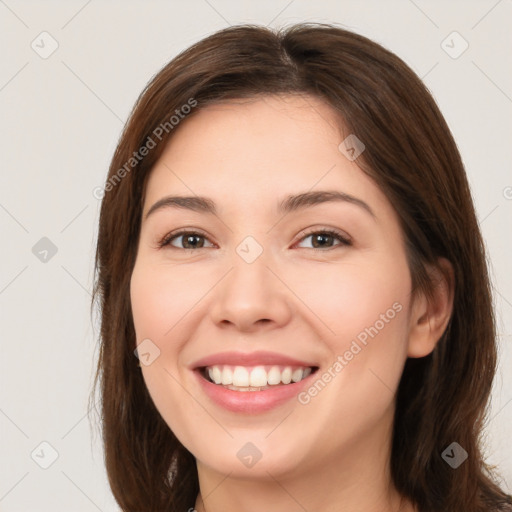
[0,1,511,510]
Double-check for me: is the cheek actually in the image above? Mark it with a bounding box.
[291,254,411,347]
[130,261,206,346]
[291,254,412,417]
[130,262,207,444]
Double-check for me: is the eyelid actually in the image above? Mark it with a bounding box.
[157,228,215,250]
[157,226,352,250]
[294,226,352,247]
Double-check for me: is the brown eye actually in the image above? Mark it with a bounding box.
[296,229,351,250]
[159,231,214,250]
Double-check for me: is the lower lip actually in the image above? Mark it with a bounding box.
[194,370,315,414]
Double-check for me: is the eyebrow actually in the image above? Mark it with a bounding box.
[144,190,375,220]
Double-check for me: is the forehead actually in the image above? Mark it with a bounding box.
[142,94,390,219]
[159,94,344,162]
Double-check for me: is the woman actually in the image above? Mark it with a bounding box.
[91,22,512,512]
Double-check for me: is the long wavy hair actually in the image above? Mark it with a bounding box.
[90,22,512,512]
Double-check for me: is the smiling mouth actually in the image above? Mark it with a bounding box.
[198,364,319,392]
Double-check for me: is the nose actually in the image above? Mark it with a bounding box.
[209,250,293,333]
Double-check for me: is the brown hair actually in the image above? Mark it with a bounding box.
[90,22,512,512]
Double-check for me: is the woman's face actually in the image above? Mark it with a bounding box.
[130,94,418,480]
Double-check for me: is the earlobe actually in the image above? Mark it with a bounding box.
[407,258,455,358]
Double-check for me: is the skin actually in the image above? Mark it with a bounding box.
[130,94,454,512]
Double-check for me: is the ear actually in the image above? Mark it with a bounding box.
[407,258,455,358]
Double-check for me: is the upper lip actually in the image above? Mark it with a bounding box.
[190,350,318,369]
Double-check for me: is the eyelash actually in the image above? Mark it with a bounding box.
[157,228,352,251]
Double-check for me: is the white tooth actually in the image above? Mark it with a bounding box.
[211,366,222,384]
[250,366,267,387]
[281,366,292,384]
[208,368,214,382]
[221,366,233,385]
[267,366,282,385]
[232,366,250,387]
[302,367,312,378]
[291,368,304,382]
